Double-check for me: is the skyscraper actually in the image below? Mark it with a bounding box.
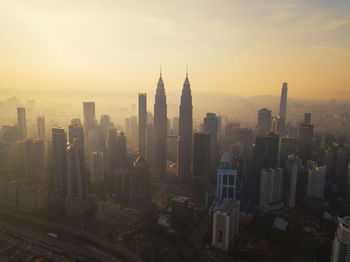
[154,71,167,180]
[285,154,299,208]
[257,108,272,135]
[91,151,104,184]
[177,72,193,180]
[298,114,314,164]
[280,137,298,169]
[306,161,326,198]
[51,127,67,208]
[37,116,45,141]
[331,216,350,262]
[83,102,96,128]
[192,132,211,209]
[66,139,89,213]
[146,123,155,174]
[138,93,147,157]
[17,107,27,140]
[203,113,218,182]
[259,168,284,211]
[278,82,288,134]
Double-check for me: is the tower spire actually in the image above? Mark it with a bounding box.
[160,65,162,77]
[186,64,188,77]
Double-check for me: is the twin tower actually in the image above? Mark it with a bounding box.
[151,71,193,180]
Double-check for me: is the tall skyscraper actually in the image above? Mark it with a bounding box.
[298,114,314,164]
[17,107,27,140]
[69,122,84,147]
[278,82,288,135]
[306,161,326,198]
[91,151,104,184]
[51,127,67,208]
[331,216,350,262]
[285,154,299,208]
[146,123,155,174]
[37,116,45,141]
[203,113,218,182]
[83,102,96,128]
[257,108,272,135]
[177,72,193,180]
[154,72,167,180]
[107,127,117,172]
[280,137,298,169]
[251,132,279,200]
[66,139,89,213]
[192,132,211,209]
[138,93,147,157]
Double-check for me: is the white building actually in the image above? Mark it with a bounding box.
[259,168,284,211]
[91,151,104,184]
[285,155,299,207]
[306,161,326,198]
[212,198,240,251]
[331,216,350,262]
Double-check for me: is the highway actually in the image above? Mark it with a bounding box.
[0,221,114,261]
[0,206,143,262]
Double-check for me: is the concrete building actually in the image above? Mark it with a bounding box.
[17,107,27,140]
[259,168,284,211]
[212,198,240,251]
[280,137,298,169]
[192,132,211,209]
[203,113,218,181]
[37,116,45,141]
[285,154,299,207]
[331,216,350,262]
[306,161,326,198]
[257,108,272,135]
[170,196,194,228]
[138,93,147,158]
[91,151,104,184]
[298,113,314,164]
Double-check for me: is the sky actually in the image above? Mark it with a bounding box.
[0,0,350,100]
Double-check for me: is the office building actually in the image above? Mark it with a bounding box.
[203,113,218,181]
[306,161,326,198]
[146,123,155,174]
[171,196,194,228]
[83,102,96,128]
[280,137,298,169]
[298,114,314,164]
[138,93,147,157]
[212,199,240,251]
[331,216,350,262]
[192,132,211,209]
[17,107,27,140]
[259,168,284,211]
[257,108,272,135]
[177,72,193,180]
[91,151,104,184]
[37,116,45,141]
[154,71,167,179]
[285,155,299,207]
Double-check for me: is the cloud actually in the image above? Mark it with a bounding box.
[323,18,350,31]
[311,46,339,55]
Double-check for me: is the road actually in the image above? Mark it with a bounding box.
[0,206,143,262]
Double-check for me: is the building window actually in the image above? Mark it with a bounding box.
[229,175,234,185]
[223,175,227,185]
[229,188,234,199]
[218,230,223,242]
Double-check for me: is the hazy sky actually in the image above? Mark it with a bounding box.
[0,0,350,100]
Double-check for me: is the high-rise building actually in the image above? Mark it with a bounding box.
[331,216,350,262]
[212,198,240,251]
[107,127,117,172]
[177,73,193,181]
[37,116,45,141]
[285,154,299,207]
[51,127,67,208]
[203,113,218,182]
[257,108,272,135]
[17,107,27,140]
[154,72,167,180]
[298,114,314,164]
[69,122,84,147]
[34,139,45,180]
[24,138,35,176]
[259,168,284,211]
[251,132,279,200]
[306,161,326,198]
[280,137,298,169]
[216,166,237,202]
[116,131,127,168]
[91,151,104,184]
[146,123,155,175]
[278,82,288,134]
[138,93,147,157]
[172,117,179,136]
[130,155,152,209]
[98,114,112,152]
[66,139,89,213]
[192,132,211,209]
[83,102,95,128]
